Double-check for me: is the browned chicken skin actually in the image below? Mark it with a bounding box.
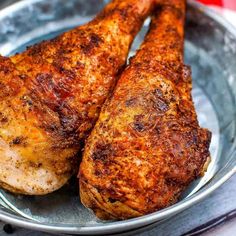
[79,0,211,220]
[0,0,154,195]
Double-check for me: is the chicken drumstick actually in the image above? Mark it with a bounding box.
[0,0,154,195]
[79,0,211,220]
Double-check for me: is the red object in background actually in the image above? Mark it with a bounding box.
[199,0,223,6]
[198,0,236,10]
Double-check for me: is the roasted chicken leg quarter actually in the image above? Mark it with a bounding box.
[0,0,154,195]
[79,0,211,220]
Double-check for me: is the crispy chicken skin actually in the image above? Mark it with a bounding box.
[79,0,211,220]
[0,0,154,195]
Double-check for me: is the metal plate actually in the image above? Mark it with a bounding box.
[0,0,235,235]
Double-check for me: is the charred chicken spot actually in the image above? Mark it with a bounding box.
[154,98,169,112]
[12,137,22,145]
[10,136,26,146]
[165,25,177,34]
[164,23,181,41]
[19,74,27,80]
[167,121,180,131]
[90,33,103,46]
[76,61,85,70]
[107,57,112,63]
[0,82,7,93]
[192,132,198,145]
[154,88,163,98]
[154,126,161,135]
[55,65,76,80]
[36,73,53,85]
[60,115,79,133]
[125,98,136,107]
[27,43,44,56]
[108,197,117,203]
[80,33,103,54]
[0,65,10,74]
[35,72,72,104]
[151,90,169,113]
[80,44,92,54]
[44,123,58,132]
[28,161,42,168]
[94,169,102,176]
[133,122,145,132]
[0,112,8,124]
[45,123,80,148]
[57,48,73,55]
[57,103,85,134]
[21,95,33,106]
[133,115,145,132]
[182,65,191,82]
[92,143,114,162]
[165,178,184,195]
[118,8,129,20]
[185,130,199,149]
